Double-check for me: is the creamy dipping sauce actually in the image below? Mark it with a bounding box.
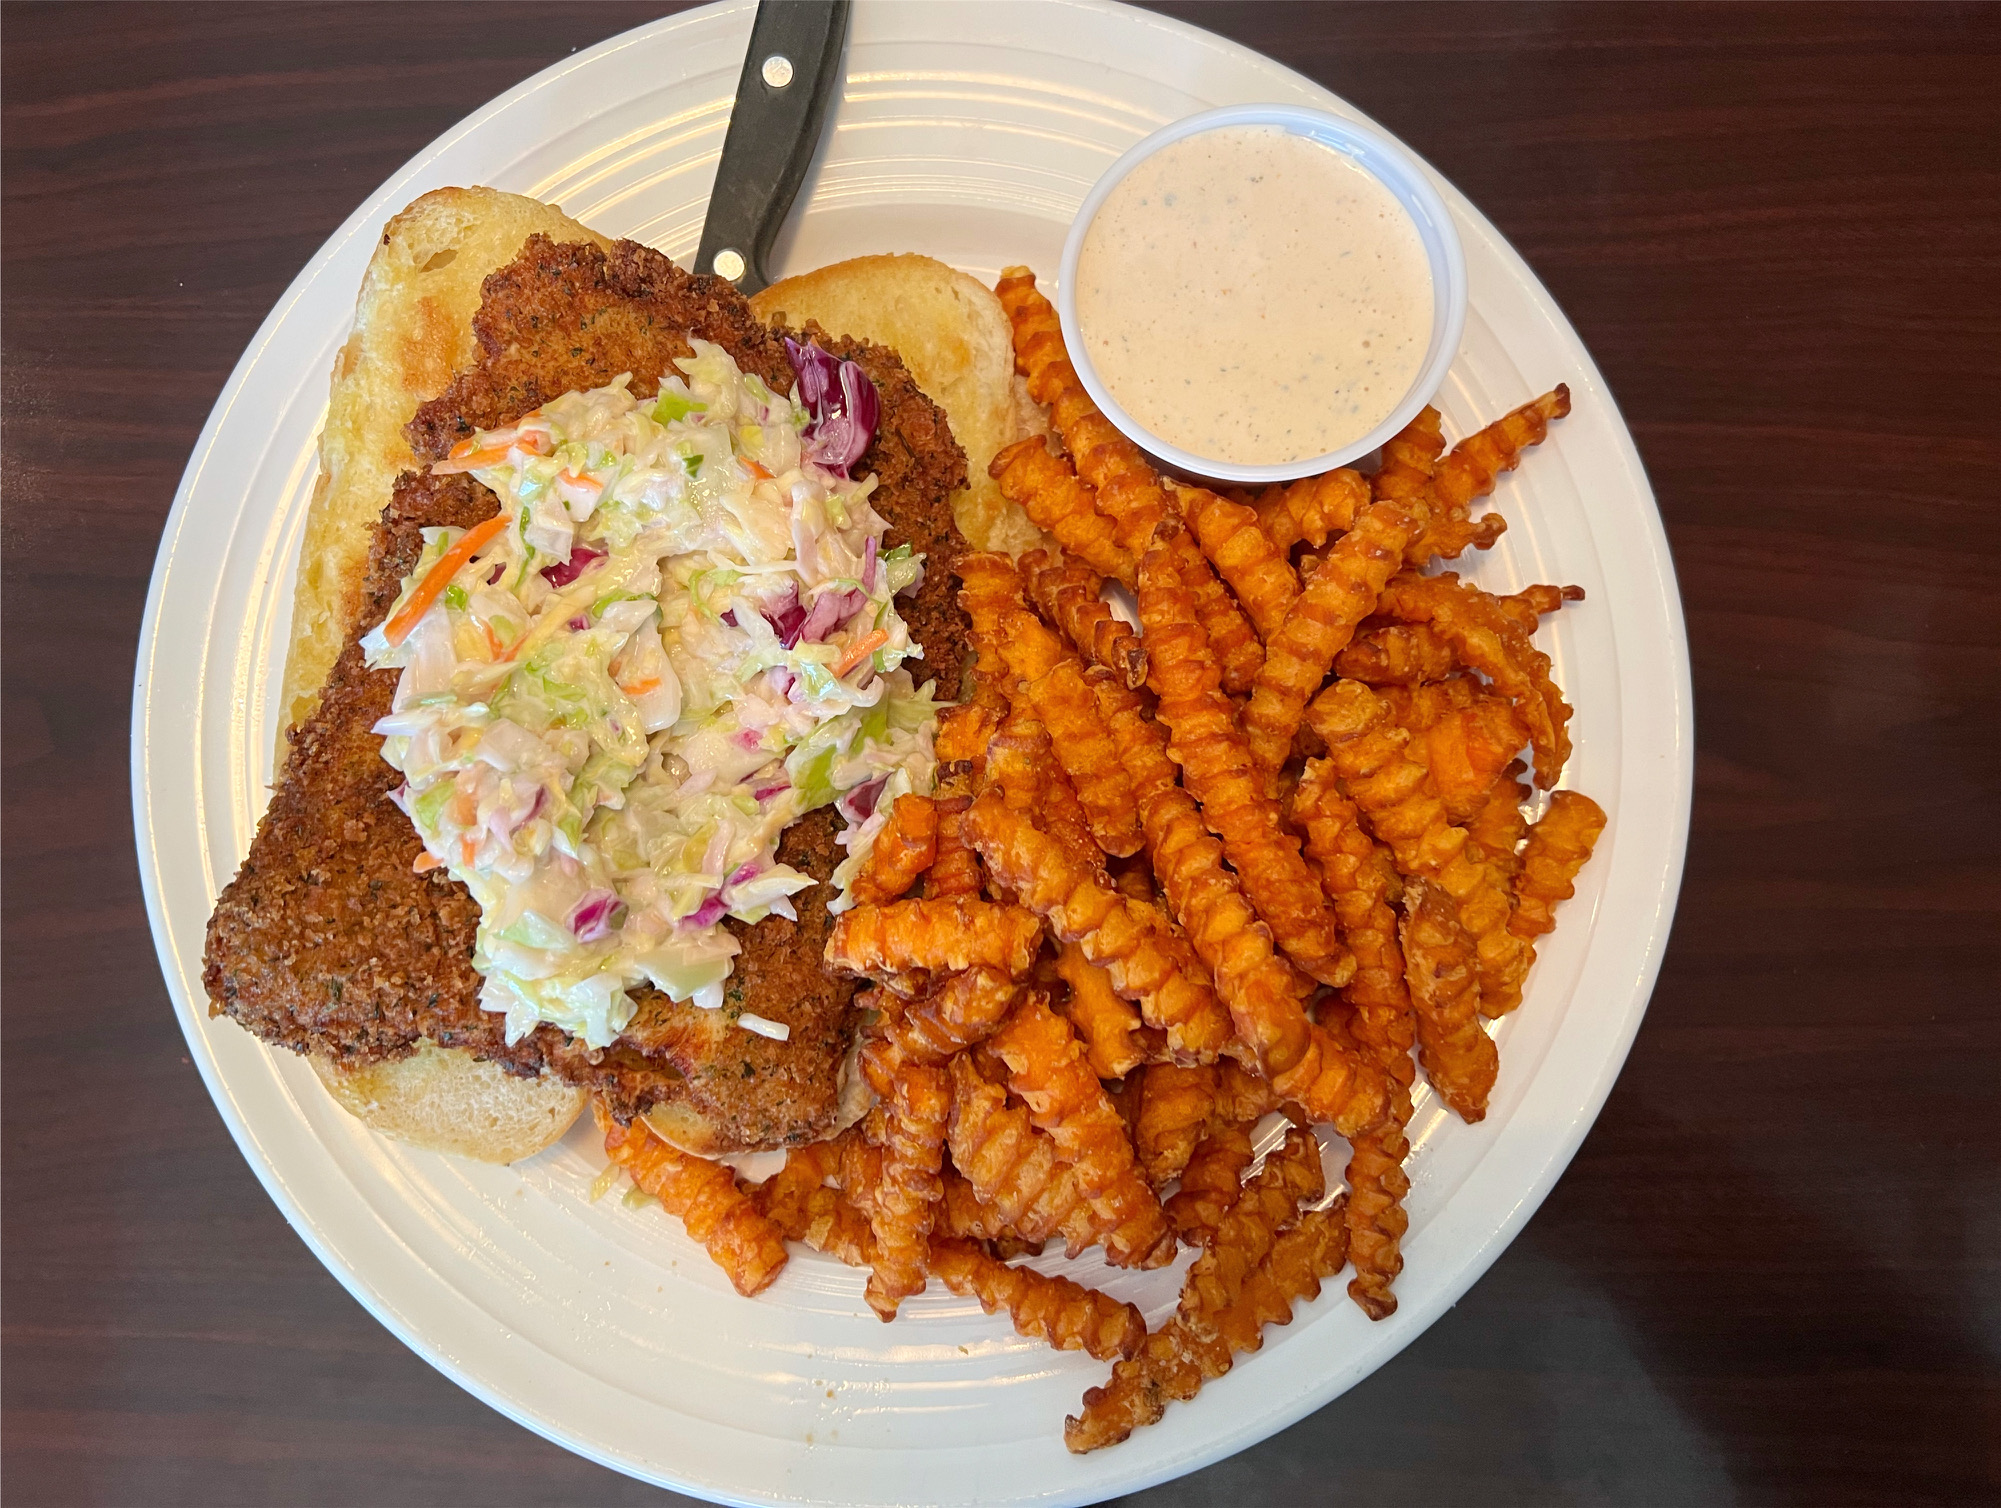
[1075,124,1434,466]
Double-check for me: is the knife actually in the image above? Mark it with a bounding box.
[696,0,853,296]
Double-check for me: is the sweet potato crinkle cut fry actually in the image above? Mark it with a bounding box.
[956,549,1032,687]
[1511,790,1608,937]
[596,1103,789,1297]
[1241,496,1417,774]
[1020,548,1147,687]
[1400,878,1497,1122]
[1164,1121,1256,1247]
[825,897,1042,982]
[990,435,1136,586]
[1428,385,1571,553]
[1177,1127,1325,1337]
[928,1237,1147,1362]
[1252,467,1370,553]
[1064,1203,1350,1454]
[1175,484,1300,641]
[946,1053,1094,1249]
[861,1057,953,1320]
[1132,1063,1219,1187]
[984,705,1104,875]
[878,965,1021,1065]
[966,788,1233,1063]
[1379,569,1575,788]
[848,793,937,907]
[924,792,982,899]
[752,1137,841,1241]
[1307,681,1534,1014]
[1321,1002,1412,1320]
[1053,941,1145,1078]
[1335,621,1459,685]
[1136,540,1352,991]
[1163,522,1265,697]
[995,603,1144,857]
[988,992,1174,1268]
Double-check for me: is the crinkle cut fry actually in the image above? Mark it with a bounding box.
[1379,570,1574,789]
[1306,680,1533,1015]
[860,1054,953,1319]
[1425,385,1572,559]
[995,266,1169,557]
[1335,621,1461,685]
[849,793,938,907]
[877,965,1022,1065]
[1252,467,1370,554]
[956,549,1032,693]
[1468,761,1530,882]
[1132,1063,1219,1187]
[1053,940,1145,1078]
[1240,496,1417,775]
[1164,1120,1256,1247]
[987,991,1174,1268]
[1369,405,1448,563]
[946,1053,1094,1250]
[1064,1201,1349,1454]
[1289,762,1411,1038]
[825,897,1042,982]
[1407,693,1531,825]
[1510,790,1608,938]
[994,600,1144,858]
[1399,877,1497,1122]
[1136,534,1353,991]
[1321,1001,1411,1321]
[1176,1127,1326,1339]
[1020,547,1147,687]
[928,1236,1147,1362]
[966,787,1233,1064]
[1174,483,1300,641]
[752,1136,842,1240]
[990,435,1136,586]
[595,1101,789,1297]
[1163,516,1265,698]
[984,701,1103,876]
[925,791,982,898]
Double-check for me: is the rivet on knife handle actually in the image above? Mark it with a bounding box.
[697,0,852,297]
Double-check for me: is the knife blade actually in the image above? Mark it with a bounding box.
[696,0,852,296]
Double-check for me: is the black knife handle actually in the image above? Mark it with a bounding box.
[696,0,851,296]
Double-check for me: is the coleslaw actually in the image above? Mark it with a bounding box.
[362,340,937,1049]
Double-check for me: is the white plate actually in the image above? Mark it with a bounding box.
[131,2,1692,1503]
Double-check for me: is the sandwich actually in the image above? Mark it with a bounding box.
[203,188,1029,1162]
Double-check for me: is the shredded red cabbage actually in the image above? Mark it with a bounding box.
[799,585,867,644]
[783,336,879,478]
[568,890,625,943]
[541,545,604,588]
[687,895,729,928]
[836,774,889,825]
[759,581,807,647]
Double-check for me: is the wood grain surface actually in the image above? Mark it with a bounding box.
[4,3,1996,1504]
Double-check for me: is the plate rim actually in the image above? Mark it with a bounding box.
[130,1,1694,1502]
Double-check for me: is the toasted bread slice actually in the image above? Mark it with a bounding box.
[281,187,615,736]
[311,1043,586,1164]
[753,253,1043,553]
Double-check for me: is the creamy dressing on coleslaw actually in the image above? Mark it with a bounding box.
[1075,124,1434,465]
[363,343,935,1049]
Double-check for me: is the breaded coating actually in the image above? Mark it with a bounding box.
[1308,680,1533,1015]
[850,794,938,907]
[1054,941,1146,1079]
[1251,467,1370,554]
[861,1056,953,1319]
[988,993,1174,1268]
[928,1237,1147,1362]
[1132,1063,1219,1187]
[1064,1202,1348,1454]
[1510,790,1607,938]
[965,790,1233,1064]
[1400,878,1497,1122]
[1176,484,1300,641]
[597,1102,789,1296]
[825,898,1043,983]
[1136,538,1352,991]
[1176,1128,1326,1338]
[1379,569,1575,789]
[1164,1121,1257,1248]
[1240,497,1416,774]
[990,436,1136,585]
[1020,547,1147,688]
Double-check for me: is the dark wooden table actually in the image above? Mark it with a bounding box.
[5,3,1996,1503]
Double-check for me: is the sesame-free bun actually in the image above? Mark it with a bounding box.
[752,253,1045,554]
[311,1042,587,1164]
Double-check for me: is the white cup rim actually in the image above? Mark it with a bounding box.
[1056,103,1469,486]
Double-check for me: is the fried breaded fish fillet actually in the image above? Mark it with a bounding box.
[204,234,968,1152]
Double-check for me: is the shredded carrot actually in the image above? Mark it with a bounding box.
[620,677,662,696]
[834,628,890,676]
[745,458,774,481]
[411,851,444,873]
[433,429,550,475]
[481,621,503,659]
[558,468,601,493]
[460,836,477,866]
[383,515,509,646]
